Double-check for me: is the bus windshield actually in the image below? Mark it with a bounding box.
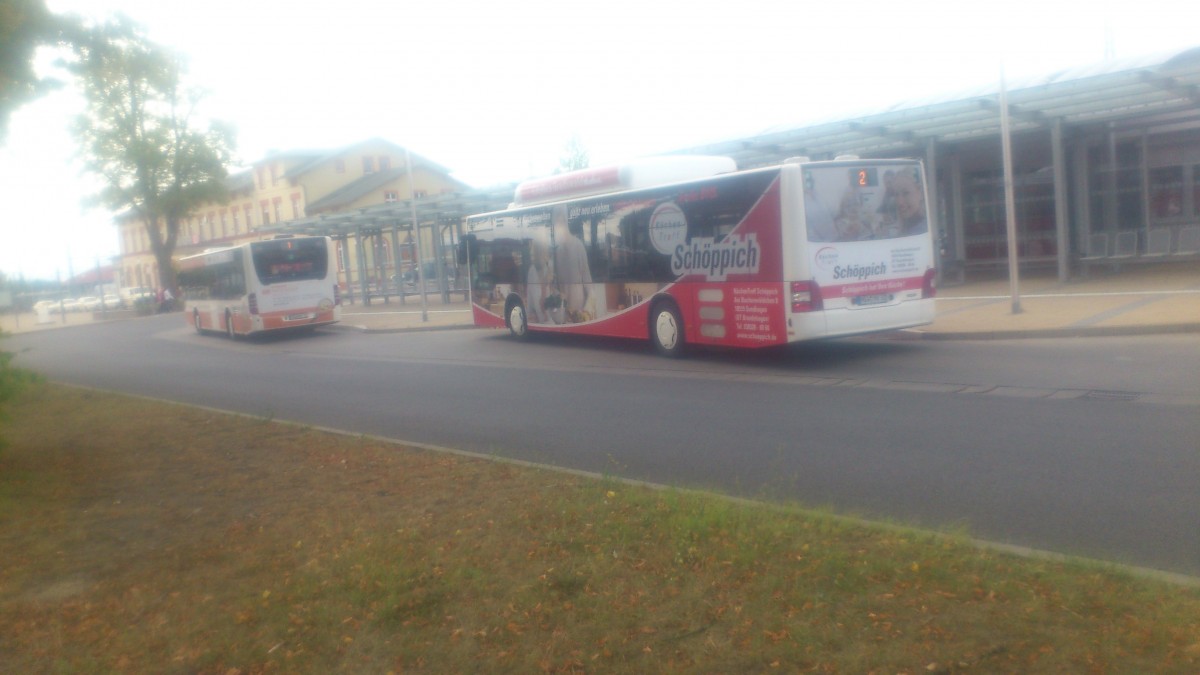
[251,238,329,284]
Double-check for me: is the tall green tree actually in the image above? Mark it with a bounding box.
[70,15,234,293]
[0,0,83,142]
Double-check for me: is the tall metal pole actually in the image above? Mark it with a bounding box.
[406,147,428,322]
[1000,67,1022,314]
[1051,118,1071,283]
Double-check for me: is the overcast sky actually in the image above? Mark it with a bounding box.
[2,0,1196,281]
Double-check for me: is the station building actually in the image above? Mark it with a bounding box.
[675,46,1200,280]
[115,138,469,292]
[118,47,1200,298]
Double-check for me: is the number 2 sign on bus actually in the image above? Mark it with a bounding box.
[462,155,936,357]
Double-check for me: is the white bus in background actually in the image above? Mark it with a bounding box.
[178,236,341,338]
[463,155,936,356]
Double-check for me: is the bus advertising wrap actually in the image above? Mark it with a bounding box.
[803,164,932,302]
[467,158,934,351]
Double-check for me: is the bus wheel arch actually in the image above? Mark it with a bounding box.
[649,297,685,358]
[504,295,529,340]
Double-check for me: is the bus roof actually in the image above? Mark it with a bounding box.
[510,155,736,206]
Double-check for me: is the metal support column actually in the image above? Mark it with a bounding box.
[924,139,941,284]
[339,235,354,305]
[949,153,966,283]
[1051,119,1071,282]
[356,230,370,306]
[391,223,406,305]
[1000,69,1021,313]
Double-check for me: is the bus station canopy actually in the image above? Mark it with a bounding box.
[260,184,518,240]
[262,46,1200,240]
[672,46,1200,168]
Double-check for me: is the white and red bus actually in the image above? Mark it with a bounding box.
[178,236,341,338]
[463,156,935,356]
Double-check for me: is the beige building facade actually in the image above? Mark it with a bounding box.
[116,138,468,292]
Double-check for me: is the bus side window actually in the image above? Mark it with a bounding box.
[457,235,475,265]
[491,246,519,284]
[582,216,609,282]
[619,208,673,283]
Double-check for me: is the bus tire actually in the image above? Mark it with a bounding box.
[650,300,685,358]
[193,309,203,334]
[506,298,529,340]
[225,310,237,340]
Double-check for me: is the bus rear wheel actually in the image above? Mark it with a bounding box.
[507,300,529,340]
[650,301,685,358]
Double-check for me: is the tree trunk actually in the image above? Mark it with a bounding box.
[154,246,176,297]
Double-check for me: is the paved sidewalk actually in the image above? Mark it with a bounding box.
[923,262,1200,339]
[5,262,1199,339]
[330,262,1200,340]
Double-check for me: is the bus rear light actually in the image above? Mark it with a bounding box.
[791,281,823,313]
[248,292,259,315]
[922,268,937,298]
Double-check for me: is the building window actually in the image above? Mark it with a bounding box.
[261,201,271,226]
[273,198,282,224]
[335,159,345,173]
[363,156,375,175]
[269,164,278,186]
[384,190,398,203]
[379,156,391,171]
[291,195,302,219]
[220,212,228,238]
[245,205,254,229]
[413,189,428,199]
[232,209,240,232]
[1150,166,1184,220]
[1088,142,1143,232]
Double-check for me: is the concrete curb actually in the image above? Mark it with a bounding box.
[334,322,1200,340]
[327,322,477,335]
[896,323,1200,341]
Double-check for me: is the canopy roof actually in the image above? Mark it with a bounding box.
[673,47,1200,167]
[264,47,1200,238]
[261,185,517,238]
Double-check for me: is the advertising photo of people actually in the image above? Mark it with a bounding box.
[878,167,927,237]
[804,165,927,242]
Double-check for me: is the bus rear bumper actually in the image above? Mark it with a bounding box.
[790,299,935,340]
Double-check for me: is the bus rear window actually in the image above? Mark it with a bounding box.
[804,165,928,242]
[251,239,328,284]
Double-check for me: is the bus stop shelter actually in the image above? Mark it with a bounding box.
[261,186,515,305]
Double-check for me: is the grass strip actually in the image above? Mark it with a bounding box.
[1,383,1198,673]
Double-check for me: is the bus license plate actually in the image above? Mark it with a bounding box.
[285,313,312,321]
[853,294,891,306]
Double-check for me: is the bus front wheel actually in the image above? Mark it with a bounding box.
[506,300,529,340]
[650,301,685,358]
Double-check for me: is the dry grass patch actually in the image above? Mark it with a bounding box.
[1,383,1198,673]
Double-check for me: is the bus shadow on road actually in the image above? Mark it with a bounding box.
[190,326,344,345]
[481,329,926,373]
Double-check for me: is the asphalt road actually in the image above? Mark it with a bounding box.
[7,314,1199,576]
